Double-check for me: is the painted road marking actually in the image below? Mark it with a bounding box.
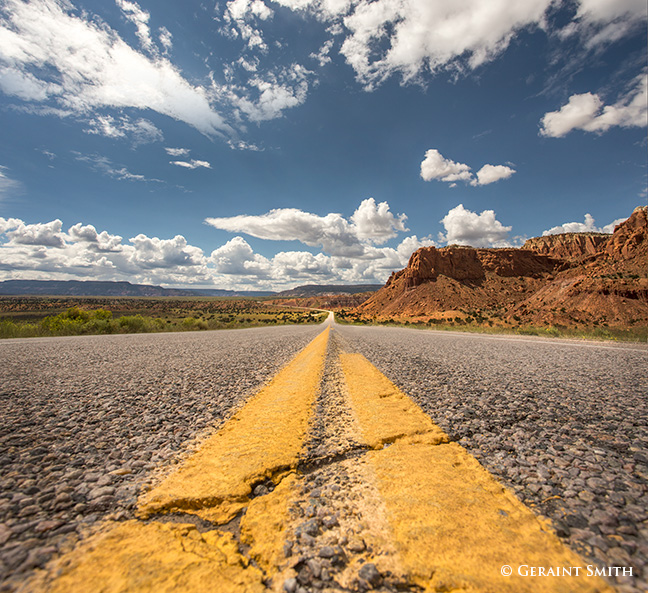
[24,328,618,593]
[340,351,615,593]
[26,328,329,593]
[138,326,329,523]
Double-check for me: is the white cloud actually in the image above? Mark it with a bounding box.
[310,39,334,66]
[158,27,173,53]
[338,0,553,88]
[439,204,512,247]
[274,0,644,91]
[542,213,627,235]
[5,219,65,248]
[0,66,53,101]
[128,234,205,269]
[170,159,212,169]
[74,153,162,183]
[0,0,233,138]
[164,147,190,157]
[395,234,436,264]
[227,139,263,151]
[420,149,515,187]
[223,0,273,51]
[0,214,429,289]
[575,0,647,47]
[540,72,647,137]
[206,207,362,256]
[67,223,123,252]
[350,197,407,242]
[0,166,22,199]
[0,217,22,233]
[115,0,155,53]
[420,149,472,184]
[205,198,406,256]
[210,236,270,275]
[86,115,163,145]
[471,164,516,186]
[222,64,313,122]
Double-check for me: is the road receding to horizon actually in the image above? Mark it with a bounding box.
[0,321,646,592]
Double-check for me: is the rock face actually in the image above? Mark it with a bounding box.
[356,206,648,329]
[522,233,608,259]
[389,247,561,288]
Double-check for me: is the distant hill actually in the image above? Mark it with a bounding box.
[0,280,273,297]
[275,284,383,297]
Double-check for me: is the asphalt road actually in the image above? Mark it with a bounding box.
[335,324,648,590]
[0,325,323,592]
[0,322,646,592]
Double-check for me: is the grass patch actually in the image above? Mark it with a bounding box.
[334,312,648,343]
[0,300,327,339]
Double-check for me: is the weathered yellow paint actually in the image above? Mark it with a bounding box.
[240,472,299,573]
[25,521,266,593]
[138,327,329,523]
[26,329,330,593]
[340,352,615,593]
[339,352,448,449]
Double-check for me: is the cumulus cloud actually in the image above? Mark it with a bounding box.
[420,149,515,187]
[540,72,647,137]
[439,204,512,247]
[471,164,516,186]
[210,236,270,275]
[350,198,407,242]
[205,198,407,256]
[542,213,627,235]
[0,219,217,285]
[4,219,65,247]
[0,0,233,137]
[420,149,472,184]
[67,223,123,252]
[0,213,433,289]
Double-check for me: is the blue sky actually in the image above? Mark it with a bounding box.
[0,0,646,290]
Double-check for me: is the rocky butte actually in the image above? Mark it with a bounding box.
[354,206,648,331]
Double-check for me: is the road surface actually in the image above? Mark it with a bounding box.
[0,320,646,592]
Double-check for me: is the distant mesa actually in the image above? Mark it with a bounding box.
[355,206,648,330]
[0,280,381,299]
[275,284,382,298]
[0,280,273,298]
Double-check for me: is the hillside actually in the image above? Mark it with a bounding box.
[354,206,647,330]
[275,284,382,297]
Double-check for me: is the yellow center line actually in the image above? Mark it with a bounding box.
[26,327,329,593]
[138,326,329,524]
[339,351,615,593]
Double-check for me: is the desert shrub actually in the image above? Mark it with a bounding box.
[118,315,149,333]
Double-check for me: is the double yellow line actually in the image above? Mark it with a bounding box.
[26,327,614,593]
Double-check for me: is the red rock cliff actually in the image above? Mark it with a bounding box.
[522,233,609,259]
